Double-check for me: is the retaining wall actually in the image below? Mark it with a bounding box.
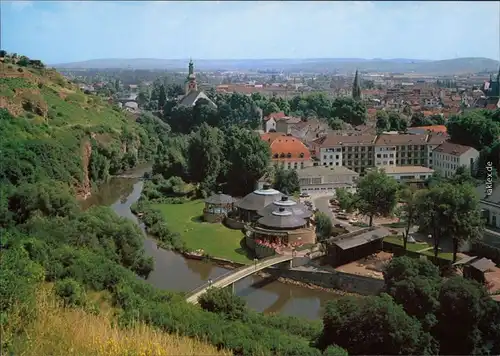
[264,267,384,295]
[224,216,245,230]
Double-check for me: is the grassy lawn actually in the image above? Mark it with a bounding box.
[153,200,253,264]
[383,235,453,261]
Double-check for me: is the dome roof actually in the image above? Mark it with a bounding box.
[257,195,312,219]
[257,207,307,229]
[236,184,283,212]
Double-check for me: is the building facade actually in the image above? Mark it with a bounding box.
[297,166,359,194]
[376,166,434,184]
[432,141,479,178]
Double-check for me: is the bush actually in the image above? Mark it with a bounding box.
[54,278,86,307]
[198,287,247,321]
[323,345,348,356]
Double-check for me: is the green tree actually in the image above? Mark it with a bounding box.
[388,111,408,132]
[416,182,483,260]
[263,101,281,117]
[351,70,362,101]
[198,287,247,321]
[158,84,167,111]
[446,110,500,150]
[334,188,355,213]
[397,185,421,251]
[315,212,333,241]
[328,118,345,130]
[330,97,367,126]
[273,166,300,194]
[355,169,399,226]
[436,277,500,355]
[384,257,441,332]
[320,293,436,355]
[375,110,390,132]
[410,112,432,127]
[188,123,225,194]
[222,127,270,196]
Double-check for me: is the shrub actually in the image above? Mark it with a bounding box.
[323,345,348,356]
[198,288,247,321]
[54,278,86,307]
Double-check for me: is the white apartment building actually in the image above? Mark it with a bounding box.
[318,134,376,174]
[432,141,479,178]
[375,133,429,168]
[426,134,447,169]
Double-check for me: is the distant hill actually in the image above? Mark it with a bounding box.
[53,57,499,75]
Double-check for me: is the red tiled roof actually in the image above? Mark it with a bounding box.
[260,132,286,144]
[264,111,286,121]
[418,125,447,134]
[434,141,476,156]
[270,136,311,161]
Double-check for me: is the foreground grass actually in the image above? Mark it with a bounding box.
[383,235,453,260]
[153,200,253,264]
[9,286,230,356]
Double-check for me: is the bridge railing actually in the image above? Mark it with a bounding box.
[185,254,292,298]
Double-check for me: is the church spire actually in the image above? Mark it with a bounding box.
[352,69,362,100]
[185,59,197,94]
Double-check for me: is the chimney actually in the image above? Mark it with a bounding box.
[263,183,271,190]
[281,196,289,201]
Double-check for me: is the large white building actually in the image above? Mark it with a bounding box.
[432,141,479,178]
[376,166,435,183]
[297,166,359,195]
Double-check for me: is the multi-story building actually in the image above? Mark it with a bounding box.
[318,135,376,174]
[261,133,313,170]
[374,134,429,167]
[432,141,479,178]
[426,134,447,169]
[276,117,303,135]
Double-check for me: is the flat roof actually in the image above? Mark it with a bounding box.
[381,166,434,174]
[332,227,390,251]
[297,165,359,177]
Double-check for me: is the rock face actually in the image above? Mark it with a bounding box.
[76,140,92,200]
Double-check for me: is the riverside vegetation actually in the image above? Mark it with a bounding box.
[1,54,500,355]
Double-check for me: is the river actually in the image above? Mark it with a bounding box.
[83,164,335,320]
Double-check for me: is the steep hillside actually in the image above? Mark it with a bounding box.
[8,284,230,356]
[0,61,162,198]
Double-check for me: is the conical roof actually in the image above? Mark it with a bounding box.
[257,207,307,229]
[257,195,312,219]
[204,191,236,205]
[236,184,283,212]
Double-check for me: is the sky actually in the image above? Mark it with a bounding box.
[2,1,500,64]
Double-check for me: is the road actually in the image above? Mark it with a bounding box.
[483,229,500,248]
[313,196,358,232]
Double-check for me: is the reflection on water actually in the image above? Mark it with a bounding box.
[87,165,335,319]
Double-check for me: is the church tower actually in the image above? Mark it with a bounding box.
[185,59,198,94]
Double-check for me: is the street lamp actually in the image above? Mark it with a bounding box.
[253,258,258,271]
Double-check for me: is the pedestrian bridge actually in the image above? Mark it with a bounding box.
[185,254,294,304]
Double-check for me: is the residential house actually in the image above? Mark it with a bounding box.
[432,141,479,178]
[297,166,359,195]
[261,133,313,170]
[318,134,376,174]
[263,111,286,133]
[276,116,303,135]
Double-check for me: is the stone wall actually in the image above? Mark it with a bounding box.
[264,267,384,295]
[203,212,224,223]
[224,216,245,230]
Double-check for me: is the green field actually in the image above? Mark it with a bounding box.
[383,235,453,260]
[153,200,253,264]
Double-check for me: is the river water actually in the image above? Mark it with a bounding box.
[83,165,335,320]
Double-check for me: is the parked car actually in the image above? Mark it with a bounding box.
[348,218,358,224]
[336,212,348,220]
[300,192,310,198]
[334,223,343,228]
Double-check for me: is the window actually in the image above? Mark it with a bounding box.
[300,152,304,158]
[287,153,292,158]
[280,153,286,158]
[377,154,382,158]
[273,153,278,158]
